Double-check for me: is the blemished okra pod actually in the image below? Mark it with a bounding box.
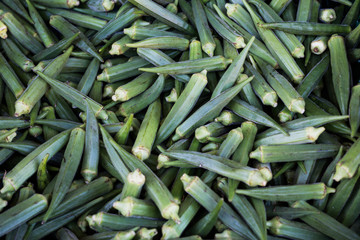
[211,36,255,98]
[326,167,360,218]
[0,12,44,54]
[227,98,288,135]
[81,101,100,183]
[0,194,48,237]
[251,144,340,163]
[97,56,151,83]
[172,79,252,141]
[0,20,7,39]
[140,56,231,75]
[14,46,73,117]
[243,0,304,83]
[267,217,330,240]
[247,0,305,58]
[205,7,245,49]
[1,129,71,194]
[113,197,162,218]
[260,22,352,35]
[132,99,161,160]
[109,136,180,222]
[117,74,165,117]
[128,0,195,35]
[254,127,325,147]
[49,15,102,62]
[164,150,268,186]
[36,71,108,120]
[292,200,360,240]
[1,38,34,72]
[236,183,335,201]
[42,127,85,223]
[181,174,257,240]
[91,8,145,45]
[349,85,360,138]
[0,52,24,99]
[126,36,190,51]
[191,0,216,56]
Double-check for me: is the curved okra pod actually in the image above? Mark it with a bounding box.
[349,85,360,138]
[117,74,165,117]
[164,150,269,186]
[236,183,335,201]
[260,22,352,35]
[36,71,108,120]
[0,129,71,194]
[172,79,252,141]
[126,36,190,51]
[0,194,48,237]
[192,0,216,56]
[132,99,161,160]
[43,128,85,223]
[128,0,195,35]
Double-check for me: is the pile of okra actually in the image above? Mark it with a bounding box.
[0,0,360,239]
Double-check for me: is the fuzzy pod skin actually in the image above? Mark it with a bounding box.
[132,99,161,160]
[173,78,252,141]
[333,138,360,181]
[0,194,48,237]
[164,150,269,187]
[250,144,340,163]
[181,174,258,240]
[292,200,360,240]
[236,183,335,201]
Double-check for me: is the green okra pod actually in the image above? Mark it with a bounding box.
[205,7,245,49]
[36,71,108,120]
[124,26,189,40]
[132,99,161,160]
[192,0,216,56]
[195,122,229,143]
[49,15,102,61]
[113,197,162,218]
[181,174,257,240]
[339,183,360,227]
[349,85,360,138]
[128,0,195,35]
[36,154,50,192]
[32,0,80,8]
[1,38,34,72]
[86,0,116,12]
[236,183,335,201]
[126,36,189,51]
[333,138,360,182]
[0,194,48,237]
[328,34,351,116]
[117,74,165,117]
[121,169,146,200]
[292,200,360,240]
[109,36,132,55]
[225,3,259,38]
[77,58,100,95]
[164,150,268,186]
[0,52,24,99]
[267,217,330,240]
[173,78,252,141]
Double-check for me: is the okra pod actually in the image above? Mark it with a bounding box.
[86,0,116,12]
[124,26,189,40]
[225,3,259,38]
[349,85,360,137]
[32,0,80,8]
[1,38,34,72]
[113,197,162,218]
[0,53,24,99]
[195,122,229,143]
[126,36,190,51]
[121,169,146,199]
